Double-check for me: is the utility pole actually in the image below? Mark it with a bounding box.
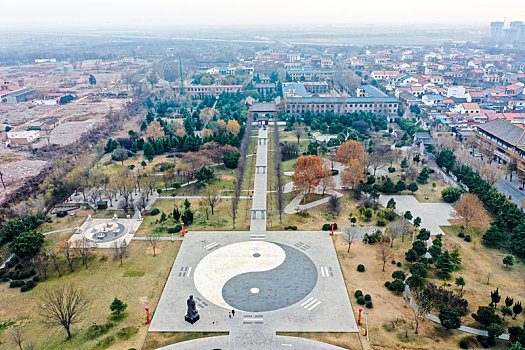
[179,55,184,96]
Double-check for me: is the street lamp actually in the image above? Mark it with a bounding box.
[363,311,369,341]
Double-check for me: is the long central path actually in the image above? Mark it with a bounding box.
[250,127,268,232]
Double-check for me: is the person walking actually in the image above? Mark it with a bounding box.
[231,309,235,317]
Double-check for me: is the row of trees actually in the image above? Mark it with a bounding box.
[435,147,525,257]
[231,114,253,227]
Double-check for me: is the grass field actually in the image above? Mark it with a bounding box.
[331,235,513,349]
[136,197,253,236]
[0,239,180,350]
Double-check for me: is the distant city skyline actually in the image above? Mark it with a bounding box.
[1,0,524,29]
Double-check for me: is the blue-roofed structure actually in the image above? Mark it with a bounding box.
[282,83,309,98]
[359,85,388,98]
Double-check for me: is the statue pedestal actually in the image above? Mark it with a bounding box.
[185,314,200,324]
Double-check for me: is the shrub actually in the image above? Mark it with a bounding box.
[292,226,297,230]
[464,235,472,242]
[363,230,382,244]
[459,339,469,349]
[150,208,160,216]
[357,264,365,272]
[392,270,405,280]
[9,280,24,288]
[173,183,181,189]
[384,281,391,288]
[33,276,40,282]
[364,294,372,301]
[15,263,23,270]
[20,285,29,292]
[391,260,396,264]
[25,280,36,289]
[377,219,387,226]
[354,290,363,298]
[116,326,138,340]
[86,322,115,339]
[388,279,405,294]
[322,223,337,231]
[442,187,464,203]
[357,296,366,305]
[458,231,465,238]
[366,301,373,308]
[388,167,396,173]
[397,262,402,267]
[56,211,67,218]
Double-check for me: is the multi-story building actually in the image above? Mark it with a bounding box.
[475,118,525,172]
[280,96,398,116]
[172,85,242,97]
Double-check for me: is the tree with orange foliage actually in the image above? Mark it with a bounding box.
[217,119,227,131]
[175,128,186,138]
[227,119,241,135]
[454,193,485,229]
[145,121,164,139]
[292,155,323,196]
[201,128,212,138]
[341,159,364,188]
[336,140,364,164]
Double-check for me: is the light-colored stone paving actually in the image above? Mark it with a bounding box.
[378,194,455,236]
[149,231,357,334]
[251,127,268,232]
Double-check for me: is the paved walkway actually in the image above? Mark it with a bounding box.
[132,236,184,241]
[284,190,343,214]
[250,127,268,232]
[42,227,79,236]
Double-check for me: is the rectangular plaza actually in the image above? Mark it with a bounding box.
[150,230,357,333]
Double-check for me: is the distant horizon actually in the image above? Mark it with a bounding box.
[2,0,524,29]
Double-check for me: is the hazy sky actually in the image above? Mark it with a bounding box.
[2,0,524,29]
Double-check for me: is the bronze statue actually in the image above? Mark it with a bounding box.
[185,295,200,324]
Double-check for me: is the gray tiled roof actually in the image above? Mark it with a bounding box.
[477,118,525,145]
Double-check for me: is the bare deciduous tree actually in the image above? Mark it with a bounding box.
[319,166,336,196]
[293,123,304,145]
[113,239,128,265]
[376,237,394,272]
[273,118,284,225]
[342,227,359,253]
[328,194,341,215]
[40,284,91,339]
[202,185,222,215]
[31,251,50,279]
[74,237,96,269]
[406,286,436,334]
[389,219,413,245]
[146,234,160,257]
[9,327,24,350]
[232,114,252,227]
[58,240,76,272]
[481,164,502,186]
